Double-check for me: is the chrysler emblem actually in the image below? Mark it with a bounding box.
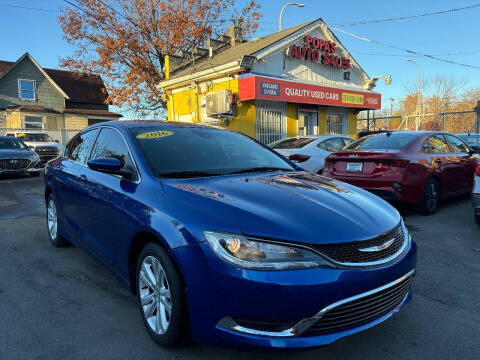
[349,154,358,158]
[358,238,395,252]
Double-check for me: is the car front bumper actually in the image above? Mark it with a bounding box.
[171,235,417,349]
[0,164,42,175]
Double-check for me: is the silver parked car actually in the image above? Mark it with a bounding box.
[473,162,480,226]
[270,135,354,173]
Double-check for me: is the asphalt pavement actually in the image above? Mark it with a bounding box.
[0,174,479,360]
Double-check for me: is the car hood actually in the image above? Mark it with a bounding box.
[0,149,34,159]
[162,172,400,245]
[24,141,62,149]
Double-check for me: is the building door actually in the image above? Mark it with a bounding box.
[255,100,286,145]
[298,111,318,136]
[327,108,348,135]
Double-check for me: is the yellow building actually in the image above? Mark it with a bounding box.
[158,19,381,144]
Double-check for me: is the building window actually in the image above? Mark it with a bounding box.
[327,110,348,135]
[255,100,286,145]
[18,79,36,100]
[298,111,318,136]
[24,116,43,129]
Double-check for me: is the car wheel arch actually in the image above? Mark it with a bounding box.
[427,174,442,197]
[45,187,53,205]
[127,231,186,294]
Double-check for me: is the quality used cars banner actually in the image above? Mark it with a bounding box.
[239,75,381,109]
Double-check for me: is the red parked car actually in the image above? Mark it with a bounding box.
[323,131,477,214]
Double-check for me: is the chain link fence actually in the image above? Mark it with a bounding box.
[358,110,480,134]
[0,128,79,145]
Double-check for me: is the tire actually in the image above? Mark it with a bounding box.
[30,171,41,177]
[136,243,189,347]
[475,213,480,226]
[418,178,440,215]
[46,194,69,247]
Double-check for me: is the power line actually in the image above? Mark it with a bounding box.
[331,25,480,70]
[0,3,57,13]
[332,3,480,26]
[352,50,480,57]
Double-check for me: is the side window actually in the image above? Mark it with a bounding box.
[445,135,470,153]
[342,138,354,147]
[421,140,430,153]
[428,135,450,154]
[323,138,345,152]
[66,129,99,164]
[6,133,14,137]
[90,128,137,175]
[317,141,327,151]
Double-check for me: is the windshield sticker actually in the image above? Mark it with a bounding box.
[136,130,173,139]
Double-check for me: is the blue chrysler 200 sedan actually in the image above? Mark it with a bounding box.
[44,121,417,349]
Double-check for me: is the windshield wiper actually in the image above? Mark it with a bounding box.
[158,170,220,178]
[228,167,294,175]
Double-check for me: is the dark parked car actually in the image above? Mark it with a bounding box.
[457,133,480,154]
[44,121,416,349]
[0,136,41,176]
[323,131,477,214]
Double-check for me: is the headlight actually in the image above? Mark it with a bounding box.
[204,231,334,270]
[29,153,40,162]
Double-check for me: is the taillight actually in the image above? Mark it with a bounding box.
[475,163,480,176]
[391,159,410,167]
[289,154,311,163]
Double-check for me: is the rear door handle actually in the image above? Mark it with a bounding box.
[78,174,88,182]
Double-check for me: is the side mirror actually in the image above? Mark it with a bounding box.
[28,145,35,150]
[54,139,59,143]
[87,157,135,180]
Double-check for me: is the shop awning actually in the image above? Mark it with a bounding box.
[239,75,381,110]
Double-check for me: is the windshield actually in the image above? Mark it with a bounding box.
[270,137,316,149]
[19,133,53,142]
[130,126,295,178]
[346,133,416,150]
[459,134,480,145]
[0,137,27,150]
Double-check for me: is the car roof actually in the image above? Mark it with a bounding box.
[96,120,223,130]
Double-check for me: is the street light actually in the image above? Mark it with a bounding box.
[406,58,422,130]
[279,3,304,32]
[367,74,392,89]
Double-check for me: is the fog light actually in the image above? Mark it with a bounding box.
[392,182,402,193]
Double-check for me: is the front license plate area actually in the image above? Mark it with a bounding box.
[346,162,363,172]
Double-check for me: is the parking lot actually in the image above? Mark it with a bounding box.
[0,174,479,360]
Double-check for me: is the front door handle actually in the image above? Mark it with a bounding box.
[78,174,88,182]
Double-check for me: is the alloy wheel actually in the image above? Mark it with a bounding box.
[47,199,58,240]
[425,182,439,212]
[139,256,172,335]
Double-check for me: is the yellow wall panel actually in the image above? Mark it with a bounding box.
[6,112,22,128]
[318,107,327,134]
[230,100,255,137]
[286,103,297,137]
[348,109,357,138]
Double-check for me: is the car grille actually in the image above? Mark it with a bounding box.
[35,146,58,161]
[0,159,31,170]
[304,272,414,336]
[312,223,406,265]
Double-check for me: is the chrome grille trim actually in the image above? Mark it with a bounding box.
[311,222,410,267]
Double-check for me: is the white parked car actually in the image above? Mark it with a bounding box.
[270,135,354,173]
[473,162,480,226]
[5,131,64,165]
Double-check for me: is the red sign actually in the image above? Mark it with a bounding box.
[287,35,351,70]
[239,75,381,110]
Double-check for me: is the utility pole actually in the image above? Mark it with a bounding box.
[406,59,422,130]
[389,98,394,116]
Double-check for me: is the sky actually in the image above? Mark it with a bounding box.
[1,0,480,114]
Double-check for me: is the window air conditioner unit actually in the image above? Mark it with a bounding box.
[206,89,233,118]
